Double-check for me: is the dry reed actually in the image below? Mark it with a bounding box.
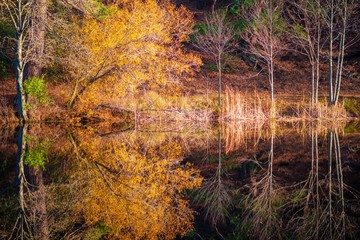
[277,98,348,120]
[222,87,268,121]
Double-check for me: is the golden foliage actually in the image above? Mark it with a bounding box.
[66,0,201,110]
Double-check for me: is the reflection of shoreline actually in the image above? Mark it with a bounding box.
[1,120,360,239]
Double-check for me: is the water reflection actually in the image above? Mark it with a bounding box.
[68,130,202,239]
[5,124,50,240]
[0,121,360,239]
[10,124,32,239]
[1,126,203,239]
[192,121,360,240]
[240,122,285,240]
[194,129,233,227]
[286,126,352,240]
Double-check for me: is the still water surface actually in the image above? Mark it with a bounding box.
[1,121,359,239]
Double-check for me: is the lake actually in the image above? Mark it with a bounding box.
[1,120,360,239]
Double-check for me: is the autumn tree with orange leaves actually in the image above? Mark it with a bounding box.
[62,0,201,110]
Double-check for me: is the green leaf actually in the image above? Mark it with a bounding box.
[24,140,51,170]
[23,75,52,106]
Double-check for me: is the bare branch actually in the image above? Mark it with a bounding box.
[0,49,13,62]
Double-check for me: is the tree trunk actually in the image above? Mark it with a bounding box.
[16,67,28,122]
[16,123,32,239]
[315,4,320,104]
[311,63,315,105]
[26,0,48,79]
[26,125,49,240]
[16,26,29,122]
[315,52,320,104]
[328,0,334,105]
[17,124,27,214]
[269,55,275,117]
[334,0,347,105]
[217,55,222,106]
[27,167,49,240]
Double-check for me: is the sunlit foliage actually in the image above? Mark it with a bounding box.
[65,0,201,110]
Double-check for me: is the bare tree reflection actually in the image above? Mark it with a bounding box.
[194,129,233,228]
[8,124,50,240]
[241,122,284,239]
[9,124,33,240]
[287,123,359,240]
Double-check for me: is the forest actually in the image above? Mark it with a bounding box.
[1,0,360,239]
[0,0,359,123]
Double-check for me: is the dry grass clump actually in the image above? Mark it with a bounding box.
[277,98,347,120]
[310,101,347,119]
[222,88,268,121]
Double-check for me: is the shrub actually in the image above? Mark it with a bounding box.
[23,75,51,106]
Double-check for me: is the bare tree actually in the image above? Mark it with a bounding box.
[193,9,237,106]
[0,0,50,121]
[285,0,324,105]
[326,0,356,106]
[286,124,357,239]
[241,0,284,116]
[0,0,34,121]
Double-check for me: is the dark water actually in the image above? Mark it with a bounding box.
[1,121,360,239]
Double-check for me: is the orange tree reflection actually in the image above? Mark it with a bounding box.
[70,131,202,239]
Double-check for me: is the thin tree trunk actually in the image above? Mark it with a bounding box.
[218,129,221,182]
[269,9,275,117]
[269,57,275,117]
[335,33,345,104]
[218,55,222,106]
[311,63,315,105]
[334,1,347,104]
[16,67,28,122]
[328,130,333,238]
[315,0,321,104]
[328,0,334,105]
[315,54,320,103]
[212,0,217,12]
[14,123,33,239]
[17,124,27,215]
